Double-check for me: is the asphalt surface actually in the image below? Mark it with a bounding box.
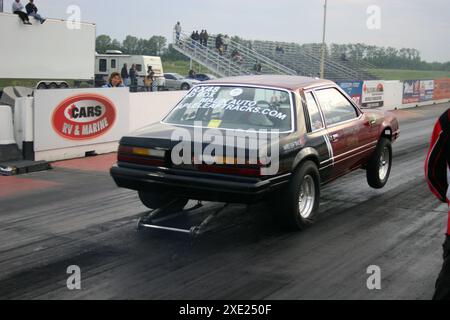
[0,103,449,300]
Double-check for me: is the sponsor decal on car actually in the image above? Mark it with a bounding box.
[52,94,117,140]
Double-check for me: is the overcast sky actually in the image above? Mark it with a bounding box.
[3,0,449,62]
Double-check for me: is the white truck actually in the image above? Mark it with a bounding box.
[0,12,96,89]
[95,51,165,89]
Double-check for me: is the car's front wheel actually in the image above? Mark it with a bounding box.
[181,83,191,90]
[366,137,392,189]
[138,191,188,212]
[276,161,321,230]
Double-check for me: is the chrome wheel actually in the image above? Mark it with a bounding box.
[298,175,316,219]
[379,147,390,181]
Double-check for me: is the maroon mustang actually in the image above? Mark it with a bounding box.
[111,75,400,230]
[425,108,450,300]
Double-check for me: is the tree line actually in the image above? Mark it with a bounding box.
[96,34,449,71]
[95,34,187,61]
[328,43,450,71]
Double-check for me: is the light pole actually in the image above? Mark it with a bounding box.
[320,0,328,79]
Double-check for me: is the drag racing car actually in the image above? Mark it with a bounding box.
[111,75,399,231]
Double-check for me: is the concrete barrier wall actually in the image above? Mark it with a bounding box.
[14,97,34,149]
[0,105,15,145]
[33,88,130,162]
[31,90,186,162]
[5,80,450,163]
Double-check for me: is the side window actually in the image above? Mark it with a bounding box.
[136,64,143,72]
[305,92,324,131]
[165,74,174,80]
[315,88,358,126]
[99,59,107,72]
[111,59,116,69]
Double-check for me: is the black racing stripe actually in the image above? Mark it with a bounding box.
[439,109,450,133]
[440,109,450,177]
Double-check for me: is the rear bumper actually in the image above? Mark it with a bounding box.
[110,165,290,203]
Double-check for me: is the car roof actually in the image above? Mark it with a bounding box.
[202,75,335,91]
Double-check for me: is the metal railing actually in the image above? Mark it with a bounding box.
[173,31,297,77]
[173,32,249,77]
[250,40,379,81]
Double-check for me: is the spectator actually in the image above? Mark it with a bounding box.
[254,62,262,74]
[147,65,153,76]
[121,63,130,86]
[231,49,243,64]
[215,34,224,55]
[12,0,31,25]
[129,64,138,92]
[190,31,196,47]
[276,46,285,54]
[174,21,182,43]
[144,75,152,92]
[25,0,45,24]
[199,30,205,46]
[223,35,230,53]
[194,31,200,45]
[150,72,158,92]
[188,69,196,79]
[102,72,125,88]
[204,30,209,48]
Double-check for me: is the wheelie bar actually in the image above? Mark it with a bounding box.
[137,201,229,237]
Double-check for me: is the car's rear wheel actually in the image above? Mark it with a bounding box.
[181,83,190,90]
[276,161,321,230]
[138,191,188,212]
[366,137,392,189]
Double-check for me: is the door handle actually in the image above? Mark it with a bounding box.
[329,133,339,142]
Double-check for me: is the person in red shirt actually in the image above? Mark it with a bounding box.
[425,108,450,300]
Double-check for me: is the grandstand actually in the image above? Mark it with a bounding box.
[251,40,379,81]
[173,30,379,81]
[172,31,297,78]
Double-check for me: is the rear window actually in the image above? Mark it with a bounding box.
[163,86,294,132]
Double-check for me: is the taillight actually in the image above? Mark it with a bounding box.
[118,145,166,167]
[188,155,267,177]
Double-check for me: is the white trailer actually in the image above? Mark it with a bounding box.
[95,52,165,89]
[0,12,95,88]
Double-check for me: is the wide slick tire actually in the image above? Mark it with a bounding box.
[276,161,321,230]
[138,191,188,212]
